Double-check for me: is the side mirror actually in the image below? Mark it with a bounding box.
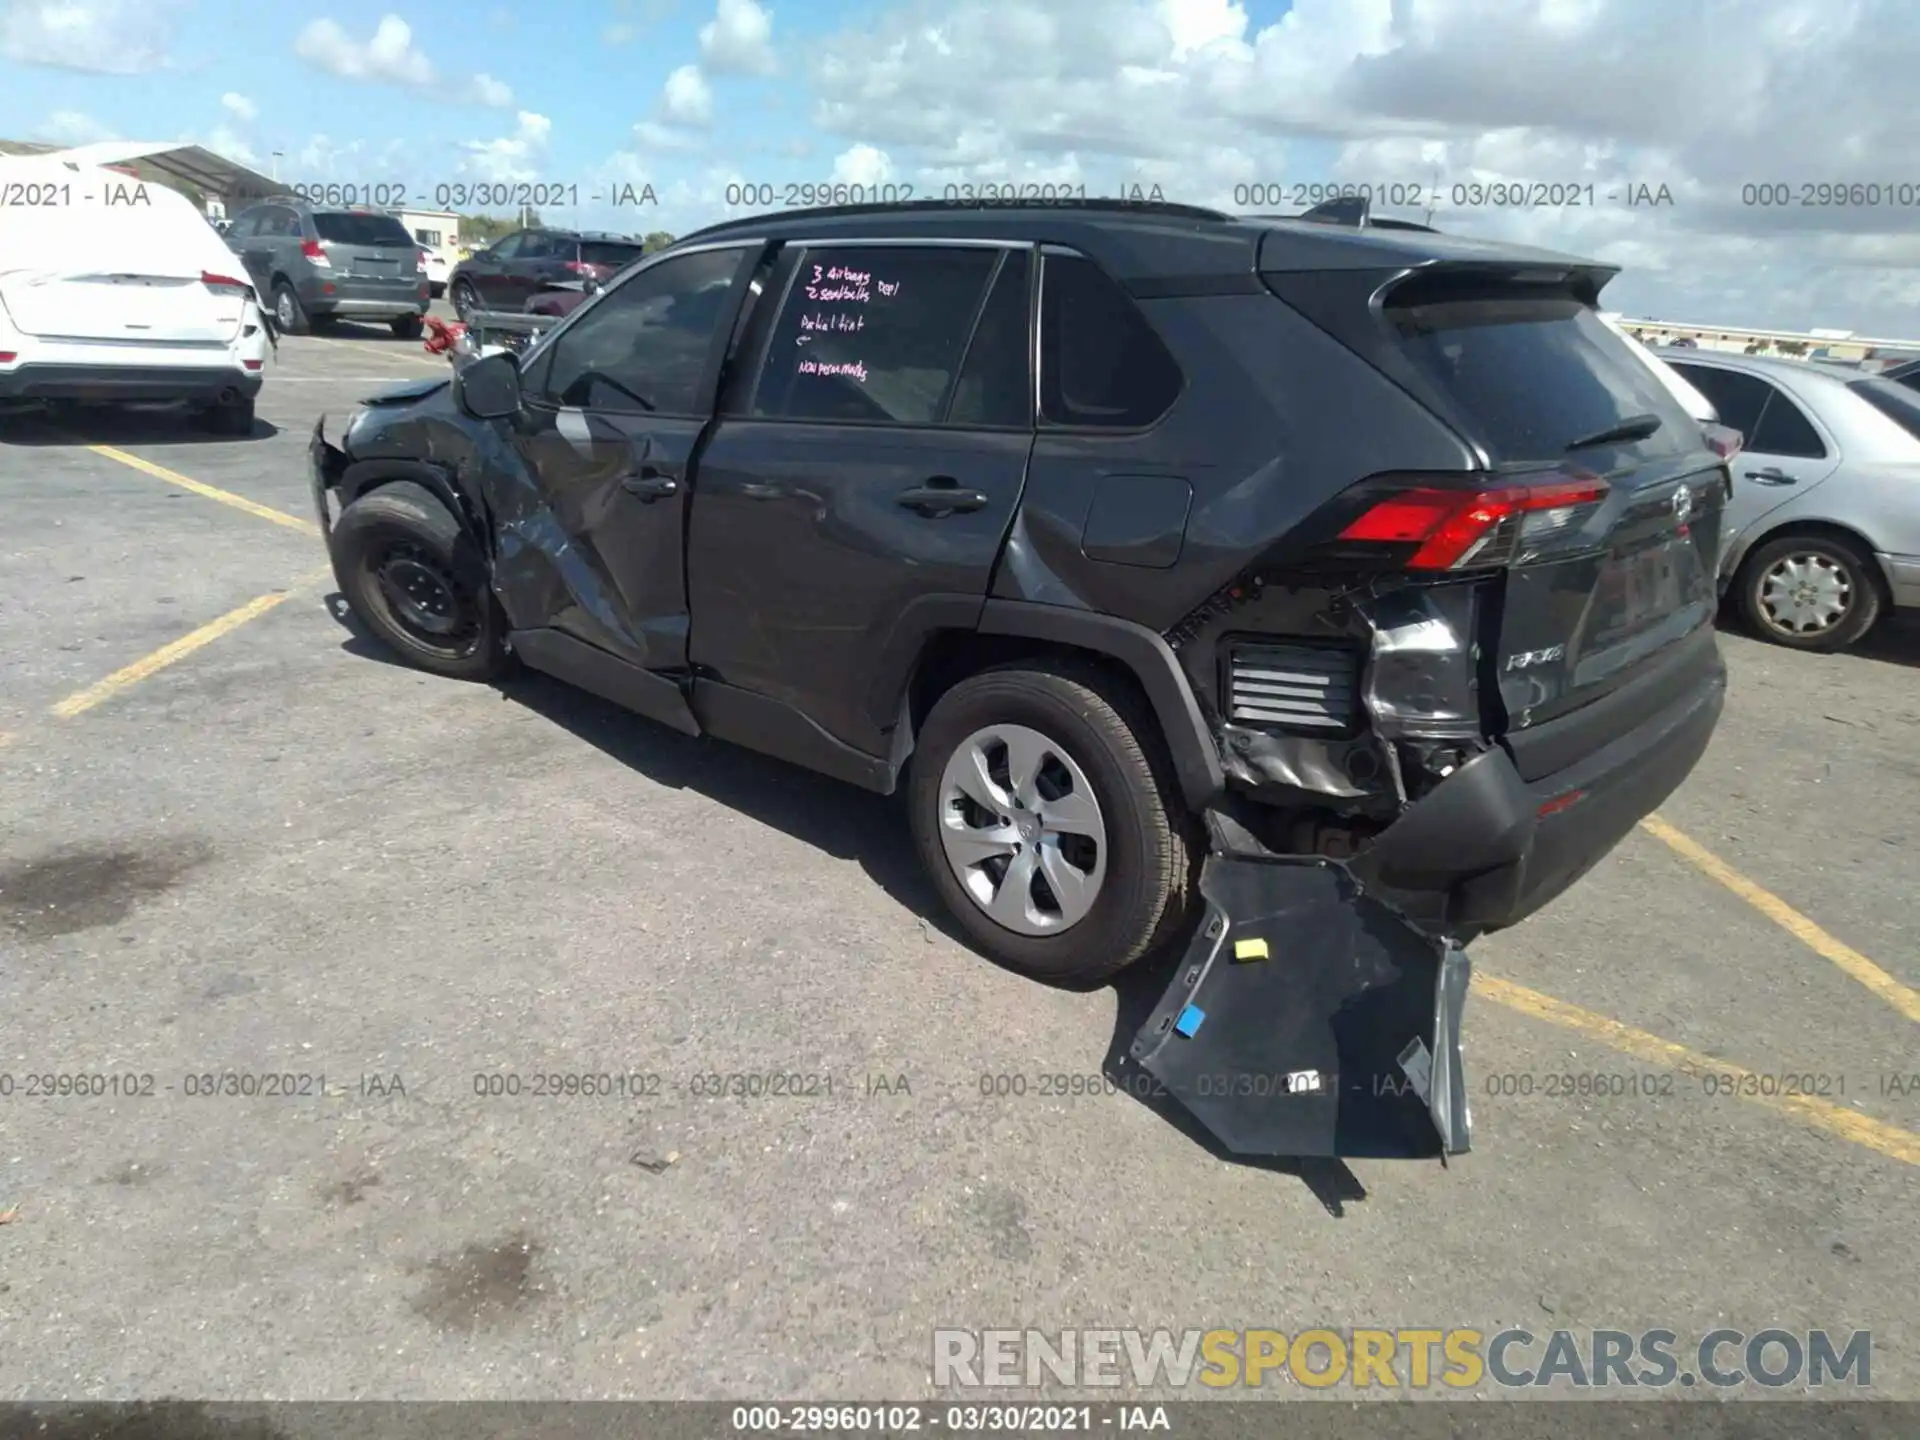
[455,351,522,419]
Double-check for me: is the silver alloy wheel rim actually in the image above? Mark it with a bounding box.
[1759,551,1852,635]
[276,290,296,327]
[936,723,1107,937]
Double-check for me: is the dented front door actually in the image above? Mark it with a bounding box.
[500,245,756,666]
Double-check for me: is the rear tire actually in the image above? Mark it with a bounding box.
[1736,531,1882,652]
[330,481,512,681]
[198,396,254,437]
[451,279,479,321]
[908,661,1196,985]
[391,314,424,340]
[271,281,310,336]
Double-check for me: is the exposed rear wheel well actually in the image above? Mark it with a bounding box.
[905,631,1160,741]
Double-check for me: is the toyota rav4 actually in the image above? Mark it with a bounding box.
[310,199,1731,1162]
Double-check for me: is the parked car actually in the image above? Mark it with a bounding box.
[397,209,461,298]
[311,199,1732,1160]
[0,153,269,434]
[1658,349,1920,651]
[223,197,429,337]
[446,229,646,319]
[523,278,596,317]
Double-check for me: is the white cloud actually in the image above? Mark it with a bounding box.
[605,22,637,44]
[661,64,714,126]
[204,124,258,167]
[1,0,178,74]
[633,120,706,152]
[220,92,258,123]
[457,111,554,183]
[797,0,1920,333]
[30,109,119,146]
[698,0,775,74]
[470,72,514,107]
[831,144,894,187]
[295,15,435,86]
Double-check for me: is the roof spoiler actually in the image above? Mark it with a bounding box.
[1294,194,1438,233]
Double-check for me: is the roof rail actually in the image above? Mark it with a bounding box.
[676,195,1232,244]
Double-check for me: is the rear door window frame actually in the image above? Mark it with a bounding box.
[1035,245,1186,434]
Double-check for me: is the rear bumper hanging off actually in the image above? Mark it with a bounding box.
[1126,855,1472,1161]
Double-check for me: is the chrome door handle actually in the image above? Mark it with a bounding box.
[1744,467,1797,485]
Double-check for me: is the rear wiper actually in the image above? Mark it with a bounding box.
[1565,413,1663,451]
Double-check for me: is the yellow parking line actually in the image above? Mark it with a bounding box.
[1640,815,1920,1024]
[1478,974,1920,1167]
[88,445,318,535]
[48,567,333,720]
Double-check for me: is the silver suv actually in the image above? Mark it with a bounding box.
[225,199,429,338]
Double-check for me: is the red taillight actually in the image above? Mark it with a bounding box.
[301,239,331,266]
[1337,474,1610,570]
[201,271,250,292]
[562,260,590,275]
[0,352,16,364]
[419,250,431,265]
[243,359,264,370]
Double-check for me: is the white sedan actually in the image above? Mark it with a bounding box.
[0,154,271,434]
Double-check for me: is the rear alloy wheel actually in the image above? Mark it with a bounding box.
[1738,532,1882,652]
[909,662,1195,985]
[272,281,310,336]
[331,481,512,681]
[391,314,424,340]
[451,280,479,321]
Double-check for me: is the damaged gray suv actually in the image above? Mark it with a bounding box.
[310,198,1730,1162]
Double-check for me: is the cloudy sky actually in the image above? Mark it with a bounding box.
[4,0,1918,335]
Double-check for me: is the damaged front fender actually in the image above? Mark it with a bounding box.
[1126,855,1471,1160]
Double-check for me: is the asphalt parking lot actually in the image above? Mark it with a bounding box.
[1,323,1916,1404]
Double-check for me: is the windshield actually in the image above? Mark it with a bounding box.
[1387,283,1697,463]
[580,241,645,269]
[313,212,417,246]
[1848,378,1920,443]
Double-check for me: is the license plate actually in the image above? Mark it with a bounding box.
[354,259,399,274]
[1622,539,1682,626]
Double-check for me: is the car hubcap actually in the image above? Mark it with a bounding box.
[277,292,295,326]
[936,723,1107,937]
[373,545,477,651]
[1759,552,1851,635]
[454,284,474,318]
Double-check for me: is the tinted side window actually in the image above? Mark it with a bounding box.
[489,232,526,259]
[226,209,261,238]
[1039,253,1182,428]
[263,208,301,238]
[1748,386,1827,458]
[520,233,562,259]
[751,245,998,424]
[947,250,1032,428]
[1670,365,1772,435]
[538,247,746,415]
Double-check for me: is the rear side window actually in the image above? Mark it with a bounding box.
[1039,254,1182,428]
[947,250,1032,428]
[1747,388,1826,458]
[1669,364,1771,435]
[312,212,415,247]
[751,245,1000,425]
[1850,377,1920,442]
[581,240,645,269]
[1387,284,1695,462]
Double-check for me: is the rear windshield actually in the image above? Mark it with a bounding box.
[580,241,644,268]
[1849,378,1920,442]
[1386,283,1696,463]
[313,212,417,247]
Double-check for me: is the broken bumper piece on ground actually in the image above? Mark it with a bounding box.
[1127,855,1472,1161]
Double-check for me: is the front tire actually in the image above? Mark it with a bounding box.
[451,279,479,321]
[1736,531,1882,651]
[909,661,1196,985]
[330,481,512,681]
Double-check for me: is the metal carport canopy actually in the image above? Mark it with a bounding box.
[0,140,281,203]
